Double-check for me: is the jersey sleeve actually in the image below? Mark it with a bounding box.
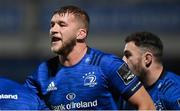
[101,54,142,100]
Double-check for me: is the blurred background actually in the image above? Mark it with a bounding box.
[0,0,179,83]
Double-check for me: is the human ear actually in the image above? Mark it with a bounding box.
[144,52,153,68]
[76,29,87,40]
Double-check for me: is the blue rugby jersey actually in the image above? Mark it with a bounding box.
[0,77,48,110]
[121,70,180,110]
[24,47,142,110]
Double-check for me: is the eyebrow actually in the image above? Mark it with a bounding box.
[50,20,67,26]
[124,50,129,54]
[123,50,132,56]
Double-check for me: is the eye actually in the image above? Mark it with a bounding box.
[124,51,132,59]
[58,21,67,27]
[50,22,55,28]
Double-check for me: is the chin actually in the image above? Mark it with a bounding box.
[51,47,58,52]
[52,48,63,54]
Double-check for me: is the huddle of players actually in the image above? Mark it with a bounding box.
[0,5,179,110]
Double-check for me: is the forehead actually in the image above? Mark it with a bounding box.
[51,13,76,21]
[124,42,141,53]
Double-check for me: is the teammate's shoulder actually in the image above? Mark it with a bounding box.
[0,77,20,87]
[0,77,11,83]
[0,77,34,94]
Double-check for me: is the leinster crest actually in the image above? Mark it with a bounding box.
[83,72,97,87]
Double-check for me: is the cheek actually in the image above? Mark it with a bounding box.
[126,60,134,70]
[64,31,77,40]
[127,59,136,67]
[127,59,139,72]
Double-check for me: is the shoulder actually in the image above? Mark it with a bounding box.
[89,48,127,79]
[159,71,180,103]
[0,78,20,88]
[153,71,180,109]
[0,77,38,99]
[160,71,180,91]
[90,48,124,66]
[164,71,180,83]
[0,78,45,109]
[0,77,33,93]
[90,48,124,70]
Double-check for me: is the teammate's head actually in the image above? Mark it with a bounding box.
[49,5,90,55]
[124,31,163,63]
[123,31,163,77]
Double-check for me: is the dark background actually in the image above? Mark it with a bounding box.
[0,0,179,83]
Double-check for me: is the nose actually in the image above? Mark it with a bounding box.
[122,56,127,63]
[50,24,59,35]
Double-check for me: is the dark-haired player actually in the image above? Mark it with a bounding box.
[122,31,180,110]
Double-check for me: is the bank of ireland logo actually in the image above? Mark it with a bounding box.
[83,72,97,87]
[66,93,76,101]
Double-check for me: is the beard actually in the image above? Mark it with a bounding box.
[138,67,147,82]
[134,64,148,86]
[132,64,147,86]
[131,60,147,81]
[51,38,76,56]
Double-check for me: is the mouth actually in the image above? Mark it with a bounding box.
[51,36,62,43]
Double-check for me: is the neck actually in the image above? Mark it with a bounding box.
[143,63,163,87]
[59,44,87,66]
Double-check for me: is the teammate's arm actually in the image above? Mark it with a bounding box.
[127,86,155,110]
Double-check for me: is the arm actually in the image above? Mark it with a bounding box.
[101,55,155,110]
[128,86,155,110]
[104,57,155,110]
